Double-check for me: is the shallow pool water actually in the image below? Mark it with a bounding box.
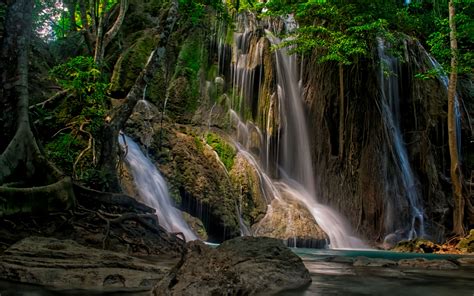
[284,249,474,296]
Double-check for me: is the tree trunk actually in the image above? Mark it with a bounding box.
[448,0,465,236]
[338,63,344,159]
[93,0,107,63]
[0,0,75,216]
[93,0,128,64]
[98,0,179,192]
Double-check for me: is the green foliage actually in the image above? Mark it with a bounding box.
[46,56,110,183]
[426,3,474,74]
[50,56,109,132]
[179,0,228,24]
[45,133,81,175]
[260,0,473,75]
[206,133,236,171]
[268,1,396,65]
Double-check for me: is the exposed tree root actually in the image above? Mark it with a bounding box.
[0,189,186,257]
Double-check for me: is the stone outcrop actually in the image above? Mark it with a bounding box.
[398,258,459,270]
[0,237,177,291]
[253,198,329,248]
[229,152,268,226]
[153,236,311,295]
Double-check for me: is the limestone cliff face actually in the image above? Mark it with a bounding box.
[301,39,463,242]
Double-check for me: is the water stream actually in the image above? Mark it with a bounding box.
[284,249,474,296]
[377,38,425,240]
[119,135,197,241]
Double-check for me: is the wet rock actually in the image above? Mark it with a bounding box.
[156,131,241,241]
[229,152,268,225]
[325,256,355,264]
[153,237,311,295]
[0,237,175,290]
[353,256,397,267]
[253,198,329,248]
[456,257,474,267]
[382,230,405,249]
[398,258,458,270]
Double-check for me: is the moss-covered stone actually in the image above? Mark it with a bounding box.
[456,229,474,253]
[205,132,236,171]
[155,130,240,242]
[182,211,208,241]
[165,32,208,122]
[110,33,157,96]
[229,152,267,225]
[392,238,441,253]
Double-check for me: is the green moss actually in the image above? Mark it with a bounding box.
[194,136,204,152]
[173,33,206,113]
[206,133,236,171]
[110,34,156,95]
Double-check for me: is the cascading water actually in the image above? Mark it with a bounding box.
[424,50,463,158]
[376,38,424,239]
[119,135,197,241]
[227,14,366,249]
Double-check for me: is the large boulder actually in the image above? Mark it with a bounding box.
[253,198,329,248]
[153,236,311,295]
[0,237,177,291]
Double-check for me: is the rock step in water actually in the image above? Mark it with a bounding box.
[325,255,474,270]
[154,236,311,295]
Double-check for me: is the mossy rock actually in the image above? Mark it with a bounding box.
[154,130,240,242]
[456,229,474,253]
[110,33,157,96]
[182,211,208,241]
[165,31,208,122]
[229,152,267,225]
[392,238,441,253]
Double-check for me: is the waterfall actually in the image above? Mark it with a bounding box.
[424,51,462,159]
[227,15,366,249]
[376,38,424,239]
[119,135,197,241]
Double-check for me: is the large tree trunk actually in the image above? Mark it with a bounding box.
[0,0,75,216]
[448,0,464,236]
[338,63,344,159]
[98,0,179,192]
